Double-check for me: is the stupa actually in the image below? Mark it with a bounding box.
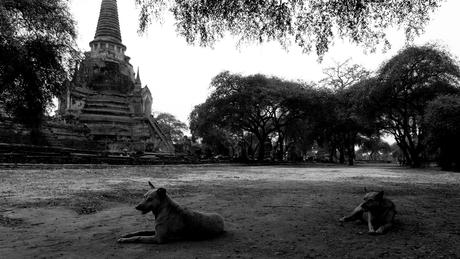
[58,0,174,153]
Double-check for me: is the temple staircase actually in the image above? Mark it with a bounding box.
[79,92,133,137]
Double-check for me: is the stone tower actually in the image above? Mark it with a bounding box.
[58,0,174,153]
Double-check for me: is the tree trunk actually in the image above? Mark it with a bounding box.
[347,145,355,166]
[248,135,255,159]
[255,130,268,161]
[369,151,375,160]
[277,134,284,161]
[409,149,422,168]
[327,147,333,162]
[258,143,265,161]
[398,141,423,168]
[396,141,413,166]
[240,141,248,161]
[439,145,452,171]
[339,147,345,164]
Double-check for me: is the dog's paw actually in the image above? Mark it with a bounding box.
[368,230,377,235]
[117,238,128,243]
[338,217,345,222]
[375,228,384,234]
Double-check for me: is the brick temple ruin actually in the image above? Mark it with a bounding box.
[57,0,173,153]
[0,0,174,162]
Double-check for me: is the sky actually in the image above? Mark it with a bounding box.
[69,0,460,124]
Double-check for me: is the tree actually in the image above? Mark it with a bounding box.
[333,79,379,165]
[265,81,318,161]
[320,59,370,91]
[135,0,442,57]
[424,95,460,171]
[317,61,374,165]
[282,115,316,161]
[154,112,188,144]
[0,0,78,131]
[390,142,405,165]
[190,71,308,161]
[189,102,240,158]
[370,45,460,167]
[358,136,392,161]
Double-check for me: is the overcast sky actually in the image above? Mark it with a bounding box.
[70,0,460,123]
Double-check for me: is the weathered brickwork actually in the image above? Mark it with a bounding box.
[57,0,173,153]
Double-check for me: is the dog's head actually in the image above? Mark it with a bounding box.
[361,191,384,211]
[135,181,167,214]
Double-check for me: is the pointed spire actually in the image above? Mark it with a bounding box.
[135,67,142,85]
[94,0,122,44]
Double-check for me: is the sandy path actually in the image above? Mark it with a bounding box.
[1,164,459,258]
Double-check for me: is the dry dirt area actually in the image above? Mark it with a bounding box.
[1,163,460,258]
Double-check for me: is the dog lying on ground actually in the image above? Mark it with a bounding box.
[339,191,396,235]
[118,182,225,244]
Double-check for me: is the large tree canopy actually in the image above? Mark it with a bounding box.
[135,0,442,57]
[320,59,370,91]
[314,78,377,165]
[370,45,460,167]
[190,71,310,161]
[189,102,240,158]
[154,112,188,144]
[0,0,78,128]
[314,61,374,164]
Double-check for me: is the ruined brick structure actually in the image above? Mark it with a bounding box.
[58,0,173,153]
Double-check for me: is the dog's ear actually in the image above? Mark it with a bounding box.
[157,188,166,199]
[148,181,155,189]
[376,191,384,200]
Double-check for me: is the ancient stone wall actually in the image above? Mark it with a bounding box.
[0,117,101,150]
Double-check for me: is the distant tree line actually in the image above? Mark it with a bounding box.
[190,45,460,171]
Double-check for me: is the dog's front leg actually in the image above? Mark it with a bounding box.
[117,235,161,244]
[339,204,364,222]
[121,231,155,238]
[367,213,375,234]
[376,209,396,234]
[375,222,393,234]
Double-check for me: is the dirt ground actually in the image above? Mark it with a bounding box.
[1,163,459,258]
